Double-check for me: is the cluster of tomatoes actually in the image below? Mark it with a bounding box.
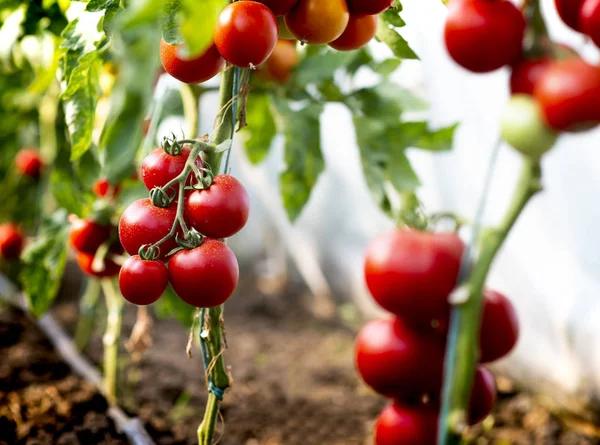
[159,0,393,85]
[445,0,600,159]
[355,228,520,444]
[117,145,249,308]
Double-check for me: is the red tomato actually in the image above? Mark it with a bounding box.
[479,290,520,363]
[185,174,250,239]
[265,39,299,83]
[329,14,378,52]
[555,0,585,30]
[141,146,202,193]
[118,199,179,261]
[510,58,552,96]
[285,0,350,45]
[77,252,121,278]
[364,229,464,325]
[255,0,298,16]
[168,239,239,307]
[374,403,438,445]
[534,57,600,131]
[469,367,497,424]
[69,218,112,255]
[444,0,525,73]
[93,178,121,199]
[15,149,43,180]
[0,223,23,260]
[347,0,393,15]
[214,1,278,68]
[119,255,168,305]
[160,39,225,84]
[581,0,600,48]
[355,318,446,400]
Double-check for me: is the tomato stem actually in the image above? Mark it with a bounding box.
[101,278,124,406]
[180,83,200,139]
[74,278,102,351]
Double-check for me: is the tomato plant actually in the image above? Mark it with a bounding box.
[76,252,121,278]
[264,39,299,83]
[510,58,552,96]
[285,0,350,44]
[160,39,225,84]
[0,223,24,260]
[119,256,169,305]
[374,403,438,445]
[93,179,121,199]
[141,146,202,193]
[15,149,43,180]
[330,14,378,52]
[69,218,112,255]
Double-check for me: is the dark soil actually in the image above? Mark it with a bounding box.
[1,276,600,445]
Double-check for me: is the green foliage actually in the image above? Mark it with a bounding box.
[154,284,195,326]
[242,93,276,164]
[376,1,417,60]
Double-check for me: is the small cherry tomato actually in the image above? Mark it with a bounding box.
[554,0,585,30]
[347,0,393,15]
[255,0,298,16]
[141,146,202,193]
[265,39,299,83]
[0,223,23,260]
[580,0,600,48]
[76,252,121,278]
[374,403,438,445]
[534,57,600,131]
[185,174,250,239]
[168,239,239,307]
[469,367,497,424]
[285,0,350,45]
[69,218,112,255]
[329,14,378,52]
[444,0,525,73]
[118,199,179,261]
[15,149,43,180]
[160,39,225,84]
[510,58,552,96]
[214,1,278,68]
[93,178,121,199]
[479,290,520,363]
[119,255,168,305]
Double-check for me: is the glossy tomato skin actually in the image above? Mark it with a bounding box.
[364,229,464,325]
[185,174,250,239]
[374,403,438,445]
[0,223,23,259]
[555,0,585,30]
[479,290,520,363]
[160,39,225,84]
[285,0,350,45]
[355,318,446,400]
[69,218,112,255]
[93,178,121,199]
[141,146,202,193]
[581,0,600,48]
[76,252,121,278]
[329,14,378,51]
[347,0,393,15]
[118,199,179,261]
[265,39,299,83]
[255,0,298,16]
[444,0,525,73]
[119,256,168,305]
[534,57,600,131]
[510,58,552,96]
[469,367,497,424]
[214,1,278,68]
[15,149,43,180]
[168,239,239,307]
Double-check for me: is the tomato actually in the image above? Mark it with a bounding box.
[93,178,121,199]
[0,223,23,260]
[534,57,600,131]
[469,367,497,424]
[555,0,585,30]
[141,146,202,193]
[364,229,464,325]
[347,0,392,15]
[355,318,446,400]
[255,0,298,16]
[444,0,525,73]
[329,14,378,52]
[15,148,43,180]
[168,239,239,307]
[119,255,168,305]
[214,1,278,68]
[374,403,438,445]
[500,94,557,159]
[160,39,225,84]
[118,199,179,261]
[69,218,112,255]
[479,290,520,363]
[510,58,552,96]
[265,39,299,83]
[285,0,350,45]
[581,0,600,48]
[77,252,121,278]
[185,174,250,239]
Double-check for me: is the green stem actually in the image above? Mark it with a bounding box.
[440,158,542,444]
[198,394,220,445]
[101,278,124,405]
[180,83,200,139]
[74,279,101,351]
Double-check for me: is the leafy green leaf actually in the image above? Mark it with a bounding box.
[394,122,457,152]
[242,93,276,165]
[86,0,120,29]
[349,83,428,124]
[50,169,94,216]
[154,284,194,326]
[376,14,417,60]
[179,0,227,57]
[294,50,356,86]
[371,58,402,77]
[121,0,168,28]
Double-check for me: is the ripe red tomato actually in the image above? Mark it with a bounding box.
[555,0,585,30]
[265,39,299,83]
[0,223,23,260]
[69,218,112,255]
[469,367,497,424]
[355,318,446,400]
[255,0,298,16]
[118,199,179,261]
[479,290,520,363]
[77,252,121,278]
[15,149,43,180]
[347,0,393,15]
[364,229,464,325]
[214,1,278,68]
[581,0,600,48]
[141,146,202,193]
[93,178,121,199]
[444,0,525,73]
[119,256,168,305]
[185,174,250,239]
[160,39,225,84]
[168,239,239,307]
[534,57,600,131]
[285,0,350,45]
[374,403,438,445]
[329,14,378,52]
[510,58,552,96]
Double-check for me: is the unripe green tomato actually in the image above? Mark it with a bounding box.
[500,94,558,159]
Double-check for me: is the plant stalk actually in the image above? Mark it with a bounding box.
[74,278,101,351]
[101,278,124,405]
